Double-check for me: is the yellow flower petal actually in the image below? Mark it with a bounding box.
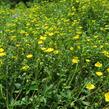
[95,62,102,67]
[0,48,4,52]
[0,52,6,57]
[104,92,109,102]
[45,48,54,52]
[72,56,79,64]
[26,54,33,59]
[86,83,95,90]
[38,40,44,44]
[96,71,103,76]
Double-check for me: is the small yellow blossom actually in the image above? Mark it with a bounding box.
[21,65,30,71]
[45,48,54,52]
[0,52,6,57]
[0,48,4,52]
[104,92,109,102]
[38,40,44,44]
[95,62,102,67]
[40,36,47,41]
[26,54,33,59]
[102,50,108,55]
[96,71,103,76]
[106,68,109,72]
[72,56,79,64]
[86,83,95,90]
[41,47,46,51]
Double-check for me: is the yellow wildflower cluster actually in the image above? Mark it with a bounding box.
[0,48,6,57]
[72,56,79,64]
[1,0,109,107]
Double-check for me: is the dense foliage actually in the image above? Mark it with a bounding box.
[0,0,109,108]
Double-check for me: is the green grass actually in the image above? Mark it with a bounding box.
[0,0,109,108]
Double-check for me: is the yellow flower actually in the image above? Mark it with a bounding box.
[96,71,103,76]
[45,48,54,52]
[21,65,30,71]
[102,50,108,55]
[0,52,6,57]
[106,68,109,72]
[72,56,79,64]
[26,54,33,59]
[40,36,47,41]
[104,92,109,102]
[86,83,95,90]
[95,62,102,67]
[0,48,4,52]
[41,47,46,51]
[38,40,44,44]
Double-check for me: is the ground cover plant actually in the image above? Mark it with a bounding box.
[0,0,109,108]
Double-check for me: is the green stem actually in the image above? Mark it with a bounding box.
[67,64,78,86]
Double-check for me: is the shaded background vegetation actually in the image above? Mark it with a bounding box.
[0,0,60,8]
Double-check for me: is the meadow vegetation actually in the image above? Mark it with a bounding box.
[0,0,109,108]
